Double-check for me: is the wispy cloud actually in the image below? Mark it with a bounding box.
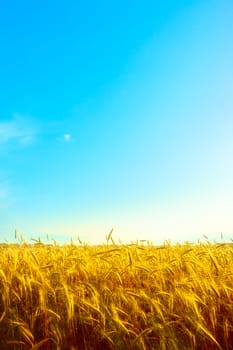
[0,114,75,150]
[0,187,7,199]
[0,181,9,209]
[57,133,73,143]
[0,113,38,146]
[63,133,72,142]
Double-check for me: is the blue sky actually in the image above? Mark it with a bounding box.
[1,0,233,244]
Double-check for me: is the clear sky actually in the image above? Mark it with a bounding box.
[1,0,233,244]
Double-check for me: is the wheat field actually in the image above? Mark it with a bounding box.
[0,236,232,350]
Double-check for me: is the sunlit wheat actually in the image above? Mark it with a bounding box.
[0,238,232,349]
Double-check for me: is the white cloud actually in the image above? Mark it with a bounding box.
[56,133,73,142]
[0,113,37,146]
[63,133,72,141]
[0,187,6,198]
[0,114,74,150]
[0,182,9,209]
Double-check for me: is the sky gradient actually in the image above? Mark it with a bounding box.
[1,0,233,244]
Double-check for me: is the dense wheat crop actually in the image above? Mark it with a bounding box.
[0,237,232,350]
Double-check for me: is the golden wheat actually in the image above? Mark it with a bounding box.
[0,239,232,349]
